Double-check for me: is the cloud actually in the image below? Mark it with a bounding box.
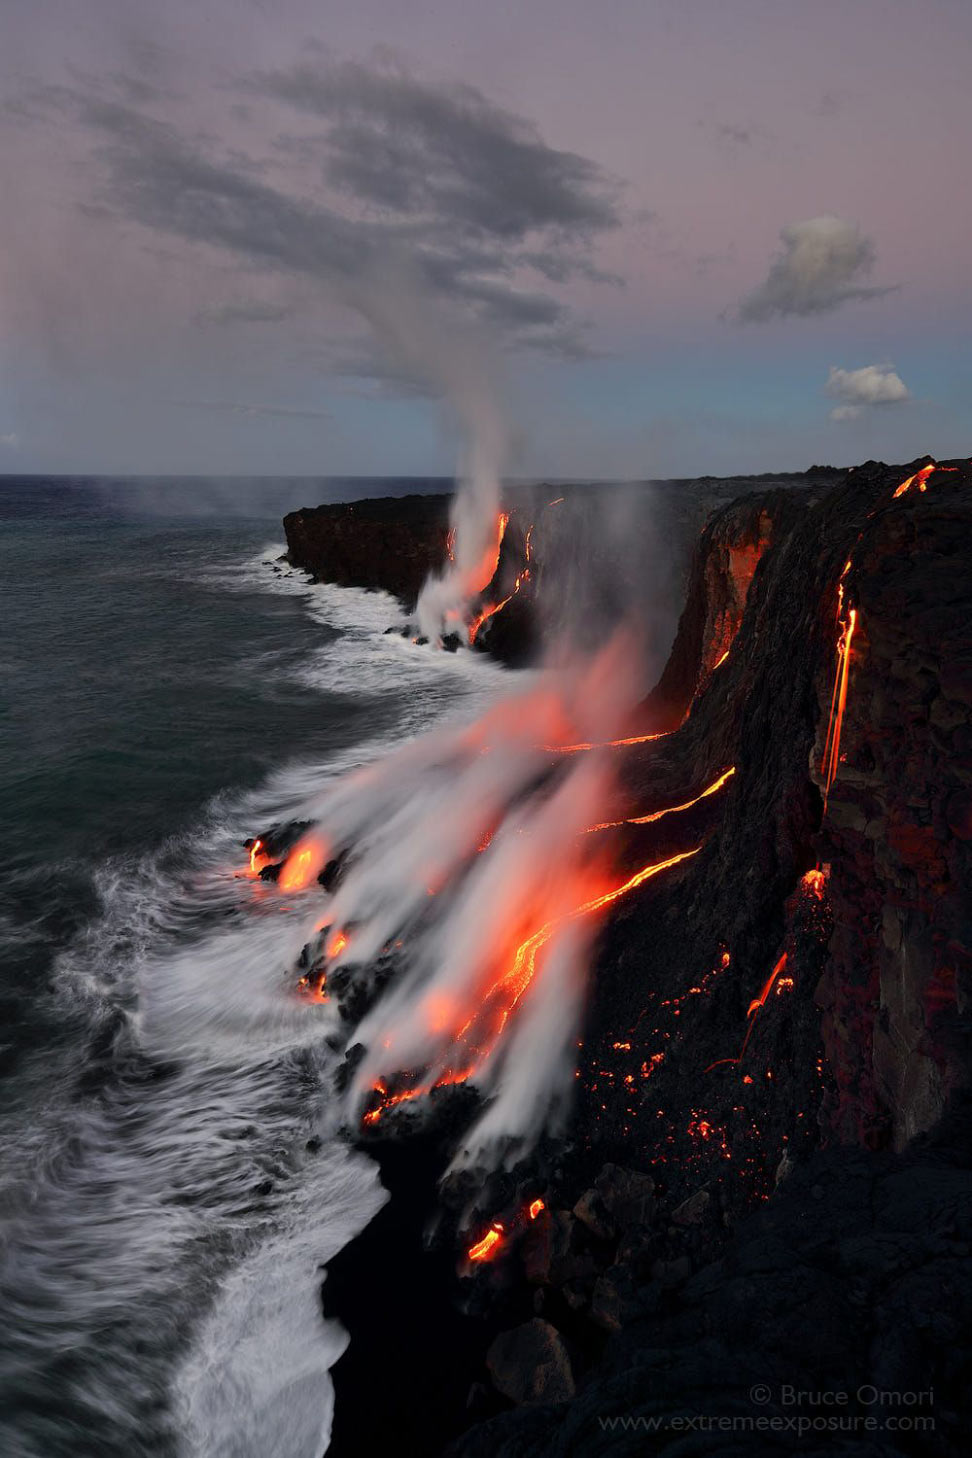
[825,362,910,421]
[738,215,895,322]
[253,59,621,244]
[0,432,19,449]
[57,56,621,369]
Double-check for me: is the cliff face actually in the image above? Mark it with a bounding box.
[283,493,451,608]
[264,460,972,1456]
[445,458,972,1455]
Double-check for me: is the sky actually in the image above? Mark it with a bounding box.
[1,0,970,479]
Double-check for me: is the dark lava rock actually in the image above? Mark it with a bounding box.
[486,1319,575,1405]
[283,494,451,609]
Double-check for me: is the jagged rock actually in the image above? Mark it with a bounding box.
[589,1264,642,1332]
[520,1208,574,1286]
[593,1163,656,1229]
[671,1189,710,1226]
[572,1188,615,1241]
[649,1255,692,1288]
[486,1319,575,1405]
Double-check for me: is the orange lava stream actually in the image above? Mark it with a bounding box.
[586,767,735,834]
[746,952,788,1019]
[248,839,264,875]
[892,464,936,498]
[363,846,700,1127]
[712,649,730,671]
[279,835,329,892]
[467,1226,503,1261]
[706,950,789,1073]
[552,728,671,755]
[820,607,857,810]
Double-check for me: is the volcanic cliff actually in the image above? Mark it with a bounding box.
[268,458,971,1456]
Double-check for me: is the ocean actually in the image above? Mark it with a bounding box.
[0,477,505,1457]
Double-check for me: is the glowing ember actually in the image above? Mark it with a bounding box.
[528,1198,545,1220]
[467,1226,503,1262]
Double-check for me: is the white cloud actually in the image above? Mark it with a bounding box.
[739,215,894,322]
[826,362,910,421]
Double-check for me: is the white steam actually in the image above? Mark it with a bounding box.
[282,633,643,1168]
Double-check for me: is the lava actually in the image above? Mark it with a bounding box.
[747,952,789,1018]
[467,1225,503,1262]
[279,835,330,892]
[553,728,671,755]
[248,838,264,875]
[361,846,700,1127]
[586,766,735,833]
[892,463,936,498]
[801,867,827,900]
[820,607,858,810]
[706,951,789,1073]
[528,1198,545,1220]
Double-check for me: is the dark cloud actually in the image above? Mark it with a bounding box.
[253,59,621,243]
[738,214,895,322]
[61,56,621,369]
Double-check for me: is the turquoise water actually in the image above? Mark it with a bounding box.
[0,477,495,1458]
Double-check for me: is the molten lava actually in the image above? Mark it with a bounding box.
[893,463,936,498]
[820,607,858,810]
[467,1226,503,1262]
[248,839,264,875]
[279,835,330,892]
[586,767,735,833]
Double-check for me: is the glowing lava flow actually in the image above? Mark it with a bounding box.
[279,836,330,892]
[586,767,735,833]
[706,951,789,1073]
[892,464,936,498]
[820,607,858,810]
[248,839,264,875]
[362,846,700,1127]
[552,728,672,755]
[467,1225,503,1261]
[466,1198,546,1264]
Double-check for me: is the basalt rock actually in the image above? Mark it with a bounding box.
[486,1319,575,1405]
[283,494,452,609]
[450,457,972,1456]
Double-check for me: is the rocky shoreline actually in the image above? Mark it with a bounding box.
[267,458,971,1456]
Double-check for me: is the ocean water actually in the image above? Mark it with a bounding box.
[0,477,503,1458]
